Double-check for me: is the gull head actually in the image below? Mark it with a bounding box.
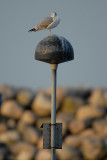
[50,12,57,18]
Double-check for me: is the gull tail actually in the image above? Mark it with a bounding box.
[28,28,36,32]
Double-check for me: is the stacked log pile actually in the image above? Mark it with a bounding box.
[0,85,107,160]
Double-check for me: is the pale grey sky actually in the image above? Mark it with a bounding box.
[0,0,107,89]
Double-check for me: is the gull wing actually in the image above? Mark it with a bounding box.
[35,17,53,30]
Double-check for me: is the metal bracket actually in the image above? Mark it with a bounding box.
[41,123,62,149]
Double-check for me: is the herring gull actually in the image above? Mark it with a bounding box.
[28,12,60,36]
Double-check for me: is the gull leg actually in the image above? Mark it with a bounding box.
[50,29,52,36]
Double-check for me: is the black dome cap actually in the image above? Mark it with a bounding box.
[35,35,74,64]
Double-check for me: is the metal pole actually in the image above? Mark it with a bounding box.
[50,64,58,160]
[0,94,2,120]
